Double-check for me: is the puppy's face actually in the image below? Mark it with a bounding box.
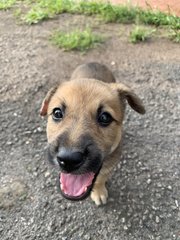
[41,79,145,200]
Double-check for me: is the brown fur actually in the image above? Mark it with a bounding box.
[40,62,145,205]
[70,62,116,83]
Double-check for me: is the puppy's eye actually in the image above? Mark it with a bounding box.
[52,108,63,121]
[98,112,113,127]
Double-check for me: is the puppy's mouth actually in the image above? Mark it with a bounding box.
[59,171,98,201]
[47,141,103,201]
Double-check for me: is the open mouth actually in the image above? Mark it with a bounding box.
[59,171,98,201]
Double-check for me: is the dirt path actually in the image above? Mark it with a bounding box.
[0,10,180,240]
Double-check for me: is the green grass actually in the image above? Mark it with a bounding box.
[50,28,104,51]
[73,1,138,23]
[23,0,74,24]
[0,0,16,10]
[129,26,155,43]
[22,0,180,30]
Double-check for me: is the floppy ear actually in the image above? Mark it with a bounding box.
[40,86,58,116]
[110,83,145,114]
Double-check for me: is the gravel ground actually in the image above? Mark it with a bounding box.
[0,11,180,240]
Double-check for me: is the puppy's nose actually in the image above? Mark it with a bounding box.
[57,150,84,172]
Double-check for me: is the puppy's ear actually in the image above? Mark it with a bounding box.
[40,87,58,116]
[110,83,145,114]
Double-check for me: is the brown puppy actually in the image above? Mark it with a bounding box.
[40,62,145,206]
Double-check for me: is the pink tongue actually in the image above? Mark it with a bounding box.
[60,172,95,197]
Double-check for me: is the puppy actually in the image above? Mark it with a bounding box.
[40,62,145,206]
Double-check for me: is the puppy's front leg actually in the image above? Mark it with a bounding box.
[90,155,119,206]
[91,174,108,206]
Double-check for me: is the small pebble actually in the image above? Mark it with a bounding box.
[155,216,160,223]
[45,171,50,178]
[37,127,43,133]
[175,200,179,208]
[123,225,128,230]
[147,179,152,184]
[167,185,172,191]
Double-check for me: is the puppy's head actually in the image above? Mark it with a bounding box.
[40,79,145,200]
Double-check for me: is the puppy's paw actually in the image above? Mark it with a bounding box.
[90,185,108,206]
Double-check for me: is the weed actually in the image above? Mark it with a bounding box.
[138,10,180,29]
[24,7,50,24]
[129,26,155,43]
[169,29,180,43]
[99,3,138,23]
[50,28,104,51]
[0,0,16,10]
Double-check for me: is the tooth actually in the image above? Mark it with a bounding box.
[84,187,87,192]
[61,184,64,191]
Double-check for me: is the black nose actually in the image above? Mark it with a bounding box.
[57,150,84,172]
